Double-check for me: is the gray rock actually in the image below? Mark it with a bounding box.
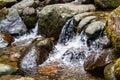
[85,21,105,37]
[78,16,96,32]
[73,12,93,23]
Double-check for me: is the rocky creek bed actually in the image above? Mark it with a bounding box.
[0,0,120,80]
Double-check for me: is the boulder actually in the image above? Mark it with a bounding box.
[37,3,95,40]
[0,0,17,9]
[12,0,40,10]
[74,0,94,4]
[0,30,13,48]
[22,7,37,29]
[85,21,105,38]
[106,6,120,53]
[19,37,54,74]
[84,49,112,70]
[94,0,120,9]
[0,8,27,35]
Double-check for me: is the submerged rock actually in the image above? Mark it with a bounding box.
[19,37,54,74]
[0,8,27,35]
[84,49,112,70]
[37,3,95,40]
[0,30,13,48]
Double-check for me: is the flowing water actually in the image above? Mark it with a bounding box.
[14,19,107,79]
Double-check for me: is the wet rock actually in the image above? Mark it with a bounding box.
[0,0,17,9]
[0,30,13,48]
[94,0,120,9]
[0,64,17,75]
[85,21,105,38]
[22,7,37,29]
[104,63,116,80]
[114,58,120,79]
[62,48,86,63]
[74,0,94,4]
[12,0,40,10]
[106,6,120,53]
[37,3,95,40]
[0,8,27,35]
[19,37,54,74]
[38,62,61,76]
[84,49,112,70]
[77,16,96,33]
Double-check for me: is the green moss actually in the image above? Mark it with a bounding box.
[23,16,37,29]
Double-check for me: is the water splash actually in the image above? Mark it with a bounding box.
[58,19,74,44]
[13,22,41,45]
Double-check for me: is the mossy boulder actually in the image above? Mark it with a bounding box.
[37,3,95,40]
[94,0,120,9]
[114,58,120,79]
[106,6,120,53]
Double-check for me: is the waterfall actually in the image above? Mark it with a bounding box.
[13,22,41,46]
[58,19,74,44]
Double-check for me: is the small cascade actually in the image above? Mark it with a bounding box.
[58,19,74,44]
[13,22,41,46]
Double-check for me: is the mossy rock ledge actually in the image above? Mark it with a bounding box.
[106,6,120,54]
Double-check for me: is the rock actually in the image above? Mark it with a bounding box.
[114,58,120,79]
[12,0,40,10]
[22,7,37,29]
[37,3,95,40]
[0,8,8,21]
[73,12,93,24]
[74,0,94,4]
[15,77,35,80]
[43,0,72,4]
[106,6,120,53]
[84,49,112,70]
[0,64,17,75]
[38,62,60,76]
[62,48,86,63]
[77,16,96,33]
[0,0,17,9]
[19,37,54,74]
[0,8,27,35]
[104,63,116,80]
[85,21,105,38]
[0,30,13,48]
[94,0,120,9]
